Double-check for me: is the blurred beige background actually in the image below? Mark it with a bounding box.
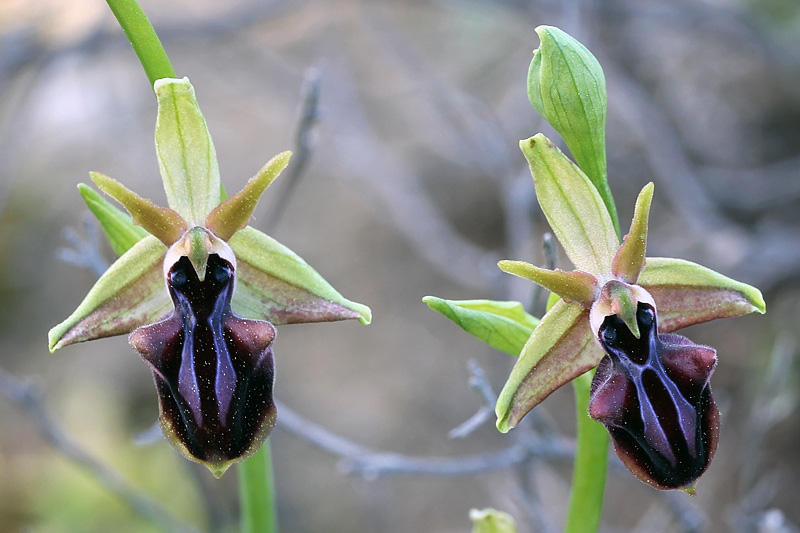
[1,1,799,531]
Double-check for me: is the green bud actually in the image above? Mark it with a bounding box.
[470,508,517,533]
[528,26,618,233]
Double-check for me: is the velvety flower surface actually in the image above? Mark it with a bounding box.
[49,78,370,476]
[131,251,278,477]
[493,133,764,490]
[590,303,718,491]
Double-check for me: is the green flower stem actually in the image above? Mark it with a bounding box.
[105,0,176,88]
[565,370,609,533]
[239,442,278,533]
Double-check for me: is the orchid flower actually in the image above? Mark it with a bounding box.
[48,77,370,477]
[426,25,765,495]
[493,134,764,490]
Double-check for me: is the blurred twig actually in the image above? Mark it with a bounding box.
[498,168,540,304]
[274,397,572,481]
[529,232,557,314]
[55,214,110,277]
[661,491,707,533]
[448,359,497,439]
[700,157,800,214]
[738,336,798,493]
[594,19,800,290]
[0,3,300,103]
[726,336,799,533]
[511,455,556,533]
[0,367,197,533]
[325,61,502,292]
[264,67,321,230]
[603,56,723,233]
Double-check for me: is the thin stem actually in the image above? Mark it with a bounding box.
[564,371,609,533]
[239,442,278,533]
[105,0,176,88]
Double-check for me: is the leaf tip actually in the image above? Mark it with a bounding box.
[495,394,517,433]
[495,416,512,434]
[357,305,373,325]
[751,289,767,314]
[48,322,75,352]
[47,329,60,353]
[497,259,514,272]
[153,76,191,94]
[421,295,439,307]
[276,150,293,164]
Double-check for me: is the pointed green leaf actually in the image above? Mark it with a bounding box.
[498,260,598,307]
[638,257,766,332]
[78,183,149,256]
[90,172,187,246]
[470,508,518,533]
[613,182,653,283]
[528,25,618,233]
[206,151,292,240]
[520,134,618,275]
[49,236,171,351]
[496,300,603,432]
[229,227,371,325]
[422,297,539,356]
[154,77,221,224]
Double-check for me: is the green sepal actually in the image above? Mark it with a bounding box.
[528,25,618,233]
[422,297,539,356]
[90,172,187,246]
[48,235,170,351]
[206,151,292,240]
[520,134,618,275]
[496,300,603,433]
[638,257,766,333]
[78,183,149,256]
[469,508,518,533]
[498,260,598,307]
[229,227,371,325]
[613,182,654,283]
[154,77,221,225]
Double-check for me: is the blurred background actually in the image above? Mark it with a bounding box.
[1,0,799,531]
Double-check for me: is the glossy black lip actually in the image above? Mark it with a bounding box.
[130,253,277,475]
[590,303,719,490]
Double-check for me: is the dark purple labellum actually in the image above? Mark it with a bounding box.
[130,253,277,476]
[589,303,719,490]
